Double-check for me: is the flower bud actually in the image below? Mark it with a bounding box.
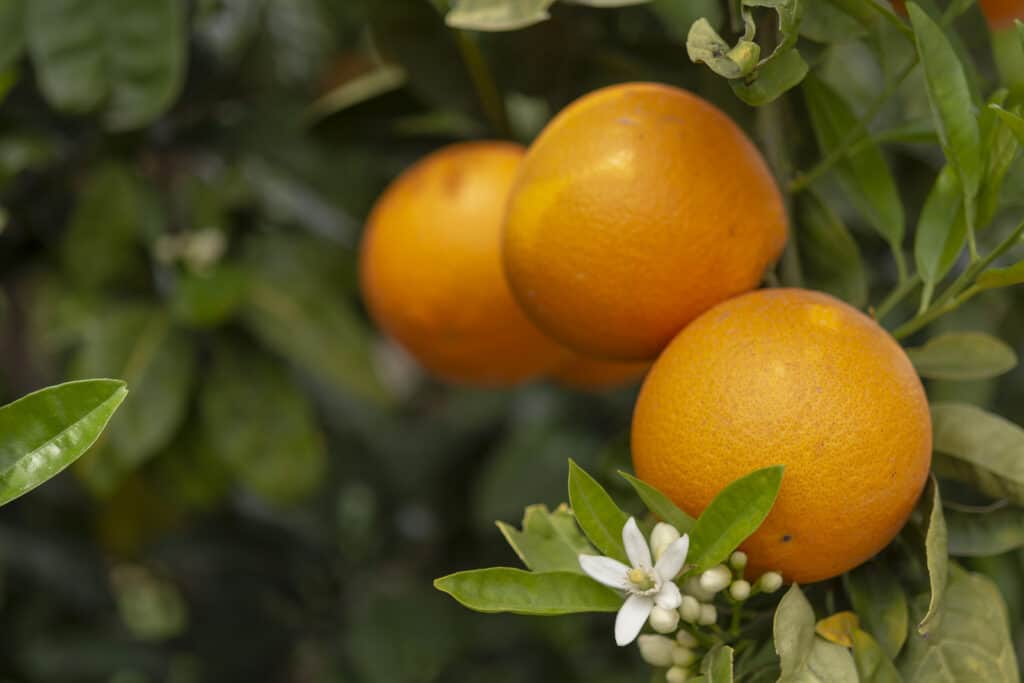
[650,522,681,562]
[758,572,784,593]
[699,565,732,594]
[649,605,680,634]
[729,551,748,570]
[698,603,718,625]
[637,634,675,667]
[730,579,751,601]
[676,630,698,648]
[682,576,716,602]
[672,645,697,667]
[666,667,689,683]
[679,595,701,623]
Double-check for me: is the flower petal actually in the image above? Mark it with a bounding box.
[655,534,690,580]
[622,517,652,568]
[655,580,682,610]
[615,594,653,646]
[579,554,630,590]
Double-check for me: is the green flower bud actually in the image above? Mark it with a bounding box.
[730,579,751,601]
[637,634,675,668]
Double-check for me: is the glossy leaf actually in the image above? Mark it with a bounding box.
[906,332,1017,381]
[803,76,904,249]
[843,562,909,660]
[946,505,1024,557]
[497,504,595,574]
[687,465,783,572]
[907,4,982,215]
[568,460,629,564]
[26,0,186,130]
[852,629,903,683]
[931,402,1024,503]
[446,0,555,30]
[915,476,948,635]
[914,165,965,297]
[433,568,621,615]
[702,644,734,682]
[0,379,126,506]
[797,191,868,308]
[731,46,809,106]
[898,567,1019,681]
[70,307,195,494]
[200,344,326,505]
[240,234,389,405]
[977,96,1020,230]
[619,471,695,533]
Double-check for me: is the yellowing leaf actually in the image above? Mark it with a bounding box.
[816,611,861,648]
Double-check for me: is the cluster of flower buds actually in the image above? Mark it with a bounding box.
[639,524,784,680]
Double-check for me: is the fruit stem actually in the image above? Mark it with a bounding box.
[788,56,918,194]
[453,30,511,138]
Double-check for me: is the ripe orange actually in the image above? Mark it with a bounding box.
[980,0,1024,29]
[631,288,932,583]
[502,82,788,361]
[550,352,649,391]
[360,142,565,386]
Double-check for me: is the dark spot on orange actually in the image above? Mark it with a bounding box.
[782,534,792,543]
[444,168,465,198]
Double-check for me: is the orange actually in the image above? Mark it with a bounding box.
[631,288,931,583]
[550,352,649,391]
[502,82,788,361]
[981,0,1024,29]
[360,142,564,386]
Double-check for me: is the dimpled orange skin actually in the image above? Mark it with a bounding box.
[631,289,932,583]
[550,353,650,391]
[360,142,565,386]
[981,0,1024,29]
[502,82,788,361]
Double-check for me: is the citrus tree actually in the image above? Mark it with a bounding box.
[2,0,1024,682]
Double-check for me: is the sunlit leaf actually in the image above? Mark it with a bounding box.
[620,471,695,534]
[497,504,595,574]
[0,379,126,506]
[434,568,622,615]
[568,460,630,564]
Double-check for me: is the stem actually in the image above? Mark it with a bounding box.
[874,273,921,321]
[894,247,908,284]
[729,601,744,635]
[789,57,919,194]
[682,623,718,649]
[453,30,510,138]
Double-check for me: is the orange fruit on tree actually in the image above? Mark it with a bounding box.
[360,141,564,386]
[502,82,788,361]
[980,0,1024,29]
[550,352,649,391]
[631,288,932,583]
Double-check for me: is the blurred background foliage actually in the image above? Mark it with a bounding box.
[0,0,1023,682]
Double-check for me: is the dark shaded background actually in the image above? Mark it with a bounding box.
[1,1,1024,681]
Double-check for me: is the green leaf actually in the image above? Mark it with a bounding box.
[687,18,757,80]
[0,0,25,70]
[977,97,1020,230]
[907,3,982,219]
[976,260,1024,292]
[803,76,904,250]
[851,629,903,683]
[774,584,858,682]
[568,460,629,564]
[913,165,965,298]
[946,505,1024,557]
[240,234,389,405]
[990,104,1024,146]
[170,265,250,329]
[796,191,868,308]
[496,504,595,574]
[688,465,783,572]
[703,644,735,682]
[70,307,195,494]
[0,379,126,506]
[433,568,622,615]
[914,476,947,636]
[931,402,1024,503]
[27,0,186,130]
[905,332,1017,381]
[897,567,1019,682]
[200,343,327,505]
[731,46,809,106]
[619,471,695,534]
[445,0,555,30]
[843,562,910,660]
